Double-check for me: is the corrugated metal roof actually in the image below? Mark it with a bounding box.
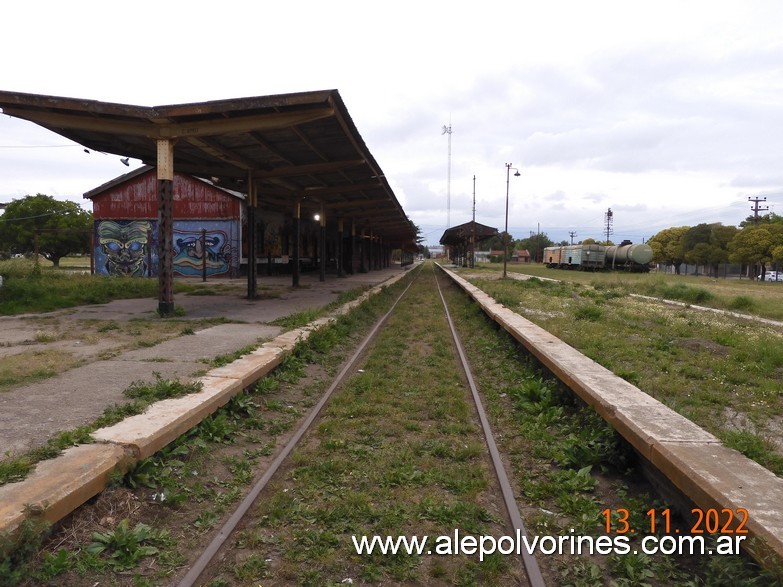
[0,89,416,248]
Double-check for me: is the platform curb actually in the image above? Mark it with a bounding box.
[440,265,783,567]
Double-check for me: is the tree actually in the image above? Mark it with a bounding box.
[683,223,737,276]
[648,226,689,274]
[728,226,773,278]
[0,194,92,267]
[739,212,783,228]
[517,233,555,263]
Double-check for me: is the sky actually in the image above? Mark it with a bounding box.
[1,1,782,247]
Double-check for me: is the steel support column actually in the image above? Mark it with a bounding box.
[156,139,175,316]
[359,228,367,273]
[247,173,257,299]
[337,219,345,277]
[319,202,326,282]
[348,221,355,274]
[293,200,301,287]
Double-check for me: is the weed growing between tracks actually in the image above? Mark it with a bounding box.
[200,267,525,586]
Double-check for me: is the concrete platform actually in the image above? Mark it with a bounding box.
[0,444,132,534]
[440,265,783,568]
[0,267,412,538]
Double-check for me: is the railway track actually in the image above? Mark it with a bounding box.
[177,264,546,586]
[12,262,776,585]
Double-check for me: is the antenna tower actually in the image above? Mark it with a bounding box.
[604,208,614,243]
[442,122,452,227]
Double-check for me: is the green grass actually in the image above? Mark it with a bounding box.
[442,266,778,585]
[0,259,201,315]
[226,267,520,586]
[469,261,783,320]
[461,269,783,477]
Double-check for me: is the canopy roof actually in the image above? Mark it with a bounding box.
[0,89,416,247]
[439,220,499,246]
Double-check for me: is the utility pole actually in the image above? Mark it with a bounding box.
[442,122,453,227]
[471,174,476,268]
[749,196,768,223]
[569,231,577,245]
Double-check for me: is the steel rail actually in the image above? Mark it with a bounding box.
[176,274,418,587]
[434,268,547,587]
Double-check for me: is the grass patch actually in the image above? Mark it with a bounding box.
[445,266,776,585]
[465,271,783,476]
[0,259,197,315]
[0,349,80,392]
[242,266,517,585]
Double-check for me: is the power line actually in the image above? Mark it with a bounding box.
[0,144,78,148]
[0,210,64,222]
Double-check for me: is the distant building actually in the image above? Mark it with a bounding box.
[429,245,446,258]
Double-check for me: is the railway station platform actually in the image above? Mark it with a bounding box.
[0,267,411,537]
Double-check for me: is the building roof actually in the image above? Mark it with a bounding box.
[439,220,499,246]
[83,165,246,201]
[0,89,416,247]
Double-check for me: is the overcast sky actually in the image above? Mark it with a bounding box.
[2,1,782,246]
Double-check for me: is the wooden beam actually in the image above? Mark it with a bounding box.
[2,106,334,139]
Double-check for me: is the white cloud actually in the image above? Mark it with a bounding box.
[2,0,783,245]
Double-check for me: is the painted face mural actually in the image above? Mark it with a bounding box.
[98,220,150,277]
[173,229,230,276]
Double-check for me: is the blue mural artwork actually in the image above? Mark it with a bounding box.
[94,219,239,278]
[95,220,155,277]
[172,221,239,277]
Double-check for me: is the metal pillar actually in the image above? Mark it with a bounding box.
[293,200,301,287]
[246,174,257,299]
[156,139,175,316]
[337,219,345,277]
[359,228,367,273]
[348,221,355,274]
[319,202,326,282]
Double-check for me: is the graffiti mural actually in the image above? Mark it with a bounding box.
[94,219,239,278]
[172,221,239,277]
[173,230,229,276]
[95,220,153,277]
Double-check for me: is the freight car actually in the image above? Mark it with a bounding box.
[543,241,653,272]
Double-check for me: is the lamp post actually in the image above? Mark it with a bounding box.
[503,163,520,279]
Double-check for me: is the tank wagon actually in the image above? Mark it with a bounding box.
[543,241,653,272]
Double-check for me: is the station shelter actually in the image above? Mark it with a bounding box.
[0,89,418,314]
[439,221,499,268]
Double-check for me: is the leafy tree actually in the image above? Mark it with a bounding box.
[483,233,507,252]
[648,226,689,274]
[728,226,773,278]
[683,223,737,276]
[516,233,555,263]
[0,194,92,267]
[739,212,783,228]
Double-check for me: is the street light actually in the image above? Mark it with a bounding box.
[503,163,521,279]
